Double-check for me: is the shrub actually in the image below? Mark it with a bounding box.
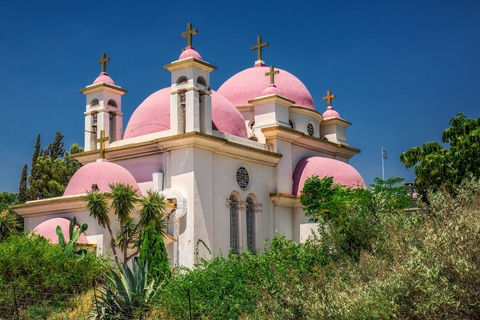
[0,233,108,317]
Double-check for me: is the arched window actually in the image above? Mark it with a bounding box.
[246,196,255,252]
[107,99,117,108]
[196,76,207,87]
[176,76,188,85]
[229,194,239,253]
[90,99,99,107]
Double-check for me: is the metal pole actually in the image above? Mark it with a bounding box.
[382,147,385,180]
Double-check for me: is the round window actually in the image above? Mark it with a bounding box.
[307,123,314,136]
[289,119,294,129]
[236,166,250,190]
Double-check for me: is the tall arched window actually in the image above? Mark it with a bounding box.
[229,194,239,253]
[246,196,255,252]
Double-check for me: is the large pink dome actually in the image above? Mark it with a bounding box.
[124,88,248,139]
[292,157,365,195]
[64,161,140,196]
[217,66,315,109]
[35,217,88,244]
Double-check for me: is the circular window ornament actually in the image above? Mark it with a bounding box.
[307,123,315,136]
[236,166,250,190]
[289,119,294,129]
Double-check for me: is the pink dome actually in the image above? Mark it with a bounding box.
[93,72,115,85]
[34,217,88,244]
[261,84,282,96]
[217,66,315,109]
[64,161,140,196]
[323,106,341,119]
[124,88,248,139]
[179,46,203,60]
[292,157,365,195]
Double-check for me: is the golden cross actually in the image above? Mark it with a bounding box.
[182,23,198,47]
[95,130,110,159]
[251,35,268,61]
[265,65,279,85]
[323,90,336,106]
[98,52,110,73]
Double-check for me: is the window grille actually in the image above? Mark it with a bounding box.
[246,197,255,252]
[236,167,250,190]
[307,123,314,136]
[229,195,239,253]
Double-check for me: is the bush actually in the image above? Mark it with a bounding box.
[0,233,108,317]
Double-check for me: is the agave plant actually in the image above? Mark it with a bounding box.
[90,258,158,319]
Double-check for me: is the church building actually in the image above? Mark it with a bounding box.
[14,24,365,268]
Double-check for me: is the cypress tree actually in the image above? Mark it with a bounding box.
[18,164,28,203]
[30,134,41,180]
[139,221,171,284]
[43,132,65,159]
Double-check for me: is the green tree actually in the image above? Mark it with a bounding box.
[139,221,171,284]
[86,184,167,266]
[18,164,28,203]
[300,176,407,260]
[42,131,64,159]
[0,192,22,241]
[27,139,82,200]
[400,113,480,202]
[30,134,41,181]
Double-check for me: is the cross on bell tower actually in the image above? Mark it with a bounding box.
[182,23,198,48]
[265,65,279,86]
[98,52,110,73]
[251,36,268,61]
[323,90,336,106]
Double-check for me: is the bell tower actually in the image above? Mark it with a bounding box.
[80,53,127,152]
[164,23,216,135]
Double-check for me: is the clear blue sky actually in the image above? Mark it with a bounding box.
[1,0,479,193]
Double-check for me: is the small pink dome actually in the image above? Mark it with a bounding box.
[93,72,115,85]
[179,46,203,60]
[34,217,88,244]
[292,157,365,195]
[64,161,140,196]
[124,88,248,139]
[218,66,314,109]
[323,106,341,119]
[261,85,281,96]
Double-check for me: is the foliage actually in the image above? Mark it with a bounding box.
[0,210,21,242]
[26,134,82,200]
[30,134,41,182]
[157,235,331,319]
[0,192,22,241]
[139,221,171,285]
[90,258,157,319]
[56,216,88,261]
[0,233,108,317]
[18,164,28,203]
[155,177,480,319]
[300,176,409,260]
[400,112,480,202]
[86,184,167,266]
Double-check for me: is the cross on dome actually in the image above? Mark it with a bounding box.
[95,130,110,159]
[182,23,198,48]
[251,35,268,62]
[265,65,279,86]
[323,90,336,106]
[98,52,110,73]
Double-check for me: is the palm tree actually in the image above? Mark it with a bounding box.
[86,183,167,265]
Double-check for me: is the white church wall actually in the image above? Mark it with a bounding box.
[289,112,320,138]
[117,154,165,184]
[273,140,293,194]
[211,153,276,254]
